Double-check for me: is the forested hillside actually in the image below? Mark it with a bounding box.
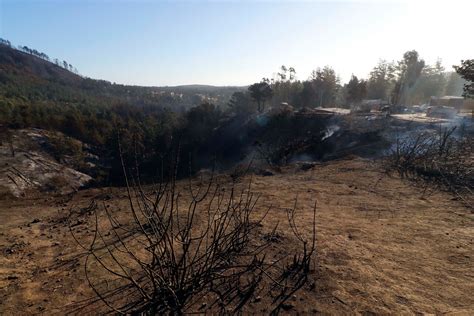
[0,42,242,145]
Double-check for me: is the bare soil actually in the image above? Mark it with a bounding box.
[1,158,473,314]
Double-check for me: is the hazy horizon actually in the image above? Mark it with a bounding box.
[1,0,473,86]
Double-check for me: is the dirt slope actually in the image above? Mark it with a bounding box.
[0,158,472,314]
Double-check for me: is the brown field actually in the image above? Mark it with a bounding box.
[1,158,473,314]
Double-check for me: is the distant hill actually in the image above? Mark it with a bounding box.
[160,84,247,94]
[0,43,244,107]
[0,44,82,85]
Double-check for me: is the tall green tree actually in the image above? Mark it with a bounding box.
[228,91,255,116]
[367,60,396,101]
[409,59,446,104]
[393,50,425,105]
[454,59,474,98]
[270,65,302,108]
[302,66,340,108]
[345,75,367,105]
[248,80,273,113]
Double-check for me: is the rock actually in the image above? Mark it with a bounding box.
[299,162,317,171]
[281,303,294,311]
[31,218,41,224]
[0,129,94,198]
[257,169,274,176]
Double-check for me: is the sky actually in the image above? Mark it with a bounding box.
[0,0,472,86]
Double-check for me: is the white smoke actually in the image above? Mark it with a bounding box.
[322,125,340,140]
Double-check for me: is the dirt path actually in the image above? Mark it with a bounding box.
[1,158,472,314]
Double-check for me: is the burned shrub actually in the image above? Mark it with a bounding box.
[70,162,317,314]
[387,126,473,208]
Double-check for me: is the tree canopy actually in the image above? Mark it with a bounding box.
[345,75,367,105]
[248,80,273,113]
[454,59,474,98]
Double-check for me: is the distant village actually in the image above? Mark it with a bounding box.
[308,95,474,124]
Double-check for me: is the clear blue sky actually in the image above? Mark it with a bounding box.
[1,0,472,86]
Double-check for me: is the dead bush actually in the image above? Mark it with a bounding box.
[70,160,317,314]
[387,126,473,208]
